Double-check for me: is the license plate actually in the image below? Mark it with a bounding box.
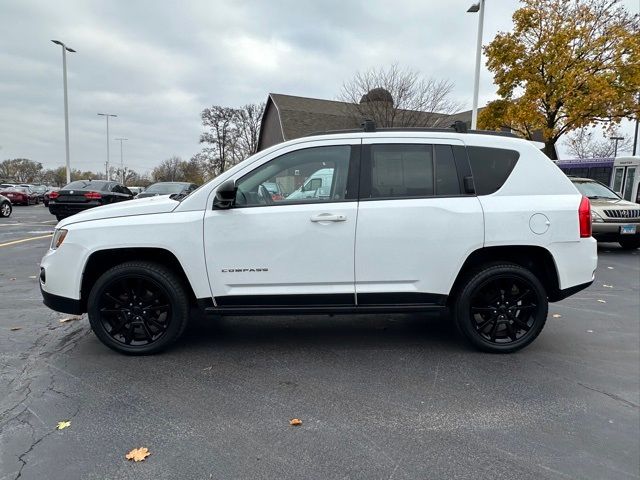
[620,225,636,235]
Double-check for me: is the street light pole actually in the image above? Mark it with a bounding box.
[51,40,76,185]
[610,136,624,158]
[115,138,127,184]
[97,113,117,180]
[467,0,485,130]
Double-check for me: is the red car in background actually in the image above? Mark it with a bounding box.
[0,186,40,205]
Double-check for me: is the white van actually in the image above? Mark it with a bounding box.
[611,156,640,204]
[286,167,334,200]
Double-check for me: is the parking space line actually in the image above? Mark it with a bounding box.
[0,234,53,248]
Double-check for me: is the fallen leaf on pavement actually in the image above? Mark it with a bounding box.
[597,299,607,303]
[552,314,562,318]
[9,278,16,281]
[607,267,614,270]
[126,447,151,462]
[59,317,81,323]
[10,327,21,331]
[602,284,613,288]
[202,366,212,371]
[289,418,302,426]
[587,330,594,333]
[56,420,71,430]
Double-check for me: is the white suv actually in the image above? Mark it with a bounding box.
[40,127,597,355]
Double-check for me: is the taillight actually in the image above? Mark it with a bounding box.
[49,191,59,199]
[579,195,592,238]
[84,191,102,200]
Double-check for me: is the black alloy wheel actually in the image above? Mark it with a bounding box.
[0,202,11,217]
[88,262,189,355]
[454,263,548,353]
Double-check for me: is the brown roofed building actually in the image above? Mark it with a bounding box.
[257,92,475,151]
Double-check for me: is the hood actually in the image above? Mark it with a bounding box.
[589,197,639,208]
[58,196,179,227]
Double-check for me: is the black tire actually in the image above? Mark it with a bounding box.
[619,237,640,250]
[0,202,11,217]
[453,263,548,353]
[87,261,190,355]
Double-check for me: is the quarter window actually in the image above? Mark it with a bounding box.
[434,145,461,195]
[467,146,519,195]
[235,145,352,207]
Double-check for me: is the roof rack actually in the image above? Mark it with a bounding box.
[306,120,518,139]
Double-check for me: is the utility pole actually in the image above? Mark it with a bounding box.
[467,0,485,130]
[97,113,117,180]
[51,40,76,184]
[115,138,128,184]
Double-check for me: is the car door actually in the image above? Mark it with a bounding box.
[354,138,484,306]
[204,139,361,308]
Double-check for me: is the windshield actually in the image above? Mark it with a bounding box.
[145,183,186,194]
[64,180,110,191]
[572,180,620,200]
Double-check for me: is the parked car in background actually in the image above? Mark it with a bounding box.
[27,185,48,202]
[43,187,60,207]
[0,186,39,205]
[48,180,134,221]
[128,186,145,196]
[570,177,640,249]
[136,182,198,199]
[0,194,12,217]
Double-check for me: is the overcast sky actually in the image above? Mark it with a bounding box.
[1,0,638,175]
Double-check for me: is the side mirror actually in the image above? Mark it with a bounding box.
[463,176,476,194]
[213,179,236,209]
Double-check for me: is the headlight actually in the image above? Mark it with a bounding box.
[591,211,604,223]
[51,229,68,250]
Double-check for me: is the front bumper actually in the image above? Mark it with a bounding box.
[592,221,640,241]
[40,283,83,314]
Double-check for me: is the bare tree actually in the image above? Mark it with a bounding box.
[151,156,183,182]
[198,103,265,176]
[200,106,240,176]
[235,103,265,159]
[564,127,634,158]
[339,64,463,127]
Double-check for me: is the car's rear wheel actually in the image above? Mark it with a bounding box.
[0,202,11,217]
[88,262,190,355]
[619,237,640,250]
[453,263,548,353]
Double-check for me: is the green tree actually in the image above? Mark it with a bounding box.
[479,0,640,159]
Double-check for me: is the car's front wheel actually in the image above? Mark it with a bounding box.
[0,202,11,217]
[453,263,548,353]
[87,261,190,355]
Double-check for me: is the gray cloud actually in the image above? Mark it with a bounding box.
[0,0,637,175]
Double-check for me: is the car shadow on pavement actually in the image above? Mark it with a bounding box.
[179,311,463,353]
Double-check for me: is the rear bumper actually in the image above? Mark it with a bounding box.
[40,284,83,314]
[49,201,101,216]
[551,279,594,302]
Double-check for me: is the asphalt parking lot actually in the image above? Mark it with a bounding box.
[1,205,638,480]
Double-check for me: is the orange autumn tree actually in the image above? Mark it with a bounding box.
[479,0,639,159]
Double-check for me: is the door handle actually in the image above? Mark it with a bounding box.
[310,213,347,222]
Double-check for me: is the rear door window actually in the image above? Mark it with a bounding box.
[467,146,519,195]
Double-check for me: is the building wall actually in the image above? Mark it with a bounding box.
[257,102,285,151]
